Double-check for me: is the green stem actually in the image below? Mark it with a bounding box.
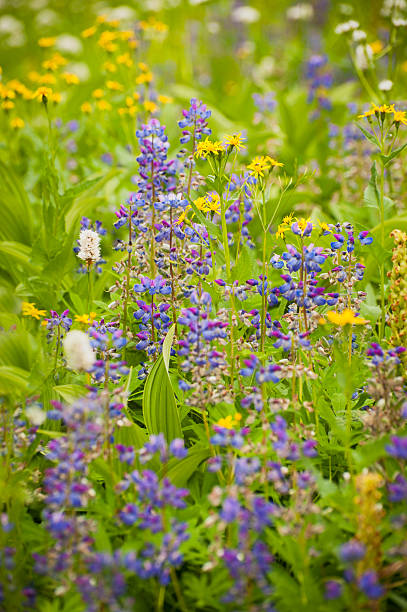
[379,160,386,340]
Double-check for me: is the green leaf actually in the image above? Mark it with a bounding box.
[160,446,210,486]
[380,142,407,166]
[0,160,33,245]
[357,123,380,147]
[53,384,87,403]
[0,365,29,395]
[142,325,182,442]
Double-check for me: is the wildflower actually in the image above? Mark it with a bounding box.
[81,26,97,38]
[75,313,97,326]
[358,571,384,599]
[195,137,224,159]
[10,117,24,129]
[22,301,46,320]
[179,98,211,144]
[216,413,242,429]
[369,40,383,54]
[321,309,368,326]
[324,581,342,600]
[106,80,123,91]
[61,72,80,85]
[38,37,56,48]
[143,100,158,113]
[92,89,104,99]
[393,110,407,125]
[77,229,101,265]
[97,100,112,111]
[386,436,407,459]
[158,94,173,104]
[81,101,92,113]
[32,86,53,104]
[63,330,95,371]
[339,540,366,563]
[247,155,283,178]
[223,133,246,151]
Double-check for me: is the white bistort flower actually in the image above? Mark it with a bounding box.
[63,330,95,371]
[77,229,101,264]
[335,20,359,34]
[355,44,373,71]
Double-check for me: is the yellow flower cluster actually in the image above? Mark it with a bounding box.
[195,134,246,159]
[247,155,283,178]
[216,413,242,429]
[358,102,407,125]
[387,229,407,348]
[177,194,220,224]
[75,312,97,326]
[319,309,368,326]
[21,302,46,320]
[354,471,384,573]
[1,16,171,127]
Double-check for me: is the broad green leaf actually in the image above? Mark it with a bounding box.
[0,160,33,245]
[53,384,87,403]
[142,325,182,442]
[0,365,29,395]
[160,446,210,486]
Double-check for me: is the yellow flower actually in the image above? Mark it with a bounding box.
[393,110,407,126]
[82,26,97,38]
[106,80,124,92]
[75,312,96,326]
[97,100,112,111]
[195,137,224,159]
[42,53,68,71]
[2,100,14,110]
[81,101,92,114]
[92,89,104,99]
[223,133,246,151]
[10,117,24,129]
[50,92,61,104]
[318,219,331,233]
[158,94,173,104]
[117,52,133,67]
[358,102,395,119]
[321,309,368,326]
[32,86,53,102]
[38,37,56,48]
[133,92,141,101]
[283,213,294,225]
[103,61,117,73]
[120,30,134,41]
[216,413,242,429]
[136,72,153,85]
[144,100,157,113]
[276,224,290,239]
[369,40,383,54]
[38,73,56,85]
[247,155,283,177]
[62,72,80,85]
[22,302,46,320]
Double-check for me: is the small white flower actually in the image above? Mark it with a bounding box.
[355,44,373,70]
[392,17,407,26]
[77,229,101,264]
[352,29,367,41]
[56,34,83,55]
[379,79,393,91]
[26,406,46,426]
[63,330,95,372]
[286,3,314,21]
[335,19,359,34]
[232,6,260,23]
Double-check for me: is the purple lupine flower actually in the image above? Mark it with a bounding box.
[324,580,342,600]
[358,571,384,599]
[339,540,366,563]
[386,436,407,460]
[178,98,211,144]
